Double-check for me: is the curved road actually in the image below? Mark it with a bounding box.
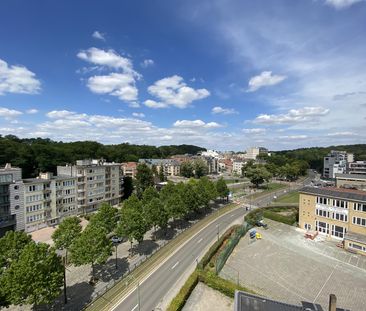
[111,206,247,311]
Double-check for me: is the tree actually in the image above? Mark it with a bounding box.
[141,186,159,207]
[117,194,147,254]
[70,224,112,281]
[181,182,200,213]
[135,163,154,198]
[246,166,272,188]
[241,159,255,177]
[0,231,32,307]
[180,161,194,178]
[122,176,134,199]
[195,178,211,208]
[193,159,208,178]
[144,197,167,235]
[159,181,176,203]
[90,203,118,234]
[158,165,165,182]
[52,216,82,264]
[0,242,63,307]
[199,176,218,202]
[216,177,230,201]
[167,184,187,220]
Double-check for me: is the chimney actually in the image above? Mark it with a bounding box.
[329,294,337,311]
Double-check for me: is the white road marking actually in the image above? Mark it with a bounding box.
[313,264,338,303]
[131,304,138,311]
[171,261,180,270]
[197,238,203,244]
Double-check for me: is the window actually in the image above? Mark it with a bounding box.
[349,243,366,252]
[352,216,366,227]
[354,203,366,212]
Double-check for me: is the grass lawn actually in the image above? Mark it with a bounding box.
[248,183,287,200]
[274,191,299,204]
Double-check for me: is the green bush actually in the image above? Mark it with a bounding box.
[263,210,295,225]
[201,271,255,297]
[167,271,199,311]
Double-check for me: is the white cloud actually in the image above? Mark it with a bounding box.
[279,135,308,140]
[0,59,41,95]
[254,106,329,125]
[77,48,140,103]
[92,31,106,41]
[0,107,23,119]
[132,112,145,118]
[26,109,38,114]
[173,119,223,129]
[145,75,210,109]
[47,110,77,119]
[324,0,364,9]
[140,59,154,68]
[247,71,286,92]
[242,128,266,135]
[87,73,138,102]
[326,131,358,137]
[211,106,238,115]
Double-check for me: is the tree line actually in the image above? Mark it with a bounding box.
[0,175,229,308]
[0,135,206,178]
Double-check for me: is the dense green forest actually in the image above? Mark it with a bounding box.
[273,144,366,172]
[0,135,206,178]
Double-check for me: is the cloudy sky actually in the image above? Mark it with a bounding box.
[0,0,366,151]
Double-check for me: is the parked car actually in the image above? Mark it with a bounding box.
[111,236,123,244]
[249,229,257,239]
[255,220,268,228]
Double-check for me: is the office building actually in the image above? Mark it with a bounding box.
[348,161,366,175]
[323,150,353,179]
[0,164,22,236]
[299,186,366,256]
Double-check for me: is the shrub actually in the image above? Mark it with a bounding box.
[167,271,199,311]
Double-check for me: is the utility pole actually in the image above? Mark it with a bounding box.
[115,244,118,270]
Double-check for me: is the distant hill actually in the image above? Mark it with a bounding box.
[275,144,366,171]
[0,135,206,178]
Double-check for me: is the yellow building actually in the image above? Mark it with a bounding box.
[299,186,366,256]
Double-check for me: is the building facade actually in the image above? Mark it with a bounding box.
[245,147,268,160]
[232,161,245,176]
[335,174,366,191]
[57,159,123,215]
[121,162,138,178]
[348,161,366,175]
[139,159,181,176]
[299,186,366,255]
[323,150,353,179]
[0,164,22,237]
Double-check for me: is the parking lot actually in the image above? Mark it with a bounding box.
[220,219,366,311]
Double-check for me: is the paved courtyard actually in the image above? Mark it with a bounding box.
[220,219,366,311]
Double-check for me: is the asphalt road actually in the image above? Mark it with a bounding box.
[111,206,247,311]
[110,174,316,311]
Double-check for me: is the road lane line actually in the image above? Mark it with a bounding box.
[171,261,180,270]
[197,238,203,244]
[108,205,245,311]
[131,304,138,311]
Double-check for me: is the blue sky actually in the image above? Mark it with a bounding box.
[0,0,366,151]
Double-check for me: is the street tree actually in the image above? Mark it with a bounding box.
[70,224,112,281]
[0,242,63,307]
[246,166,272,188]
[159,181,176,203]
[180,161,194,178]
[195,178,211,208]
[90,203,118,234]
[167,184,187,220]
[216,177,230,201]
[122,176,134,199]
[52,216,82,263]
[158,165,165,182]
[241,159,255,177]
[117,194,147,253]
[144,197,166,235]
[135,163,155,197]
[141,186,159,207]
[181,182,200,213]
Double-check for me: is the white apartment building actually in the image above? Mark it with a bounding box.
[232,161,246,176]
[323,150,354,179]
[139,159,181,176]
[0,164,22,237]
[57,159,123,214]
[9,173,78,232]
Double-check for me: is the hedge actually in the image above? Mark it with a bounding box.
[166,270,199,311]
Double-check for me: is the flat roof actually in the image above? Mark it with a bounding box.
[345,231,366,245]
[299,186,366,202]
[234,291,316,311]
[335,173,366,181]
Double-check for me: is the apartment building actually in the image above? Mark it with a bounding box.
[299,186,366,255]
[0,164,22,237]
[348,161,366,175]
[201,156,218,174]
[139,159,181,176]
[9,172,78,232]
[57,159,123,214]
[121,162,138,178]
[245,147,268,160]
[335,173,366,191]
[323,150,353,179]
[232,161,245,176]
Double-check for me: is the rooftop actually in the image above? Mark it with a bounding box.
[300,186,366,202]
[335,173,366,180]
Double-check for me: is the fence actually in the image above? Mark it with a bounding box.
[215,222,251,274]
